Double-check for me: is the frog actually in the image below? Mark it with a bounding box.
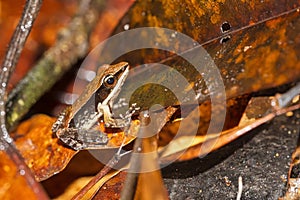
[52,62,130,150]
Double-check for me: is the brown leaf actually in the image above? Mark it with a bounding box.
[0,150,40,200]
[112,0,300,111]
[54,169,125,200]
[94,172,127,200]
[3,1,299,199]
[12,114,77,181]
[108,2,300,183]
[159,95,300,163]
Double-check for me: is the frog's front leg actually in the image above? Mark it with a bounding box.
[98,103,124,127]
[98,103,139,128]
[52,106,72,134]
[56,127,109,150]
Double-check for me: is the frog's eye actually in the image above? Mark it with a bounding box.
[104,75,116,88]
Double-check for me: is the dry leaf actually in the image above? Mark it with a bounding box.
[13,114,77,181]
[0,150,41,199]
[113,0,300,111]
[94,171,127,200]
[159,94,300,163]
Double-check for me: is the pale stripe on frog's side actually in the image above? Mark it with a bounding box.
[52,62,130,150]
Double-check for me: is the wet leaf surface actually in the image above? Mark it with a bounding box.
[94,171,127,200]
[110,0,300,111]
[12,114,77,181]
[0,150,42,200]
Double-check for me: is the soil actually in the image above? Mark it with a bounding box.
[162,110,300,199]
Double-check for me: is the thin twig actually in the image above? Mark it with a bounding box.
[276,82,300,108]
[72,136,131,200]
[0,0,48,199]
[71,154,122,200]
[0,0,43,140]
[72,123,132,199]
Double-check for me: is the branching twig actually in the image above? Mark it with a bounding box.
[5,0,106,130]
[0,0,43,140]
[0,0,48,199]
